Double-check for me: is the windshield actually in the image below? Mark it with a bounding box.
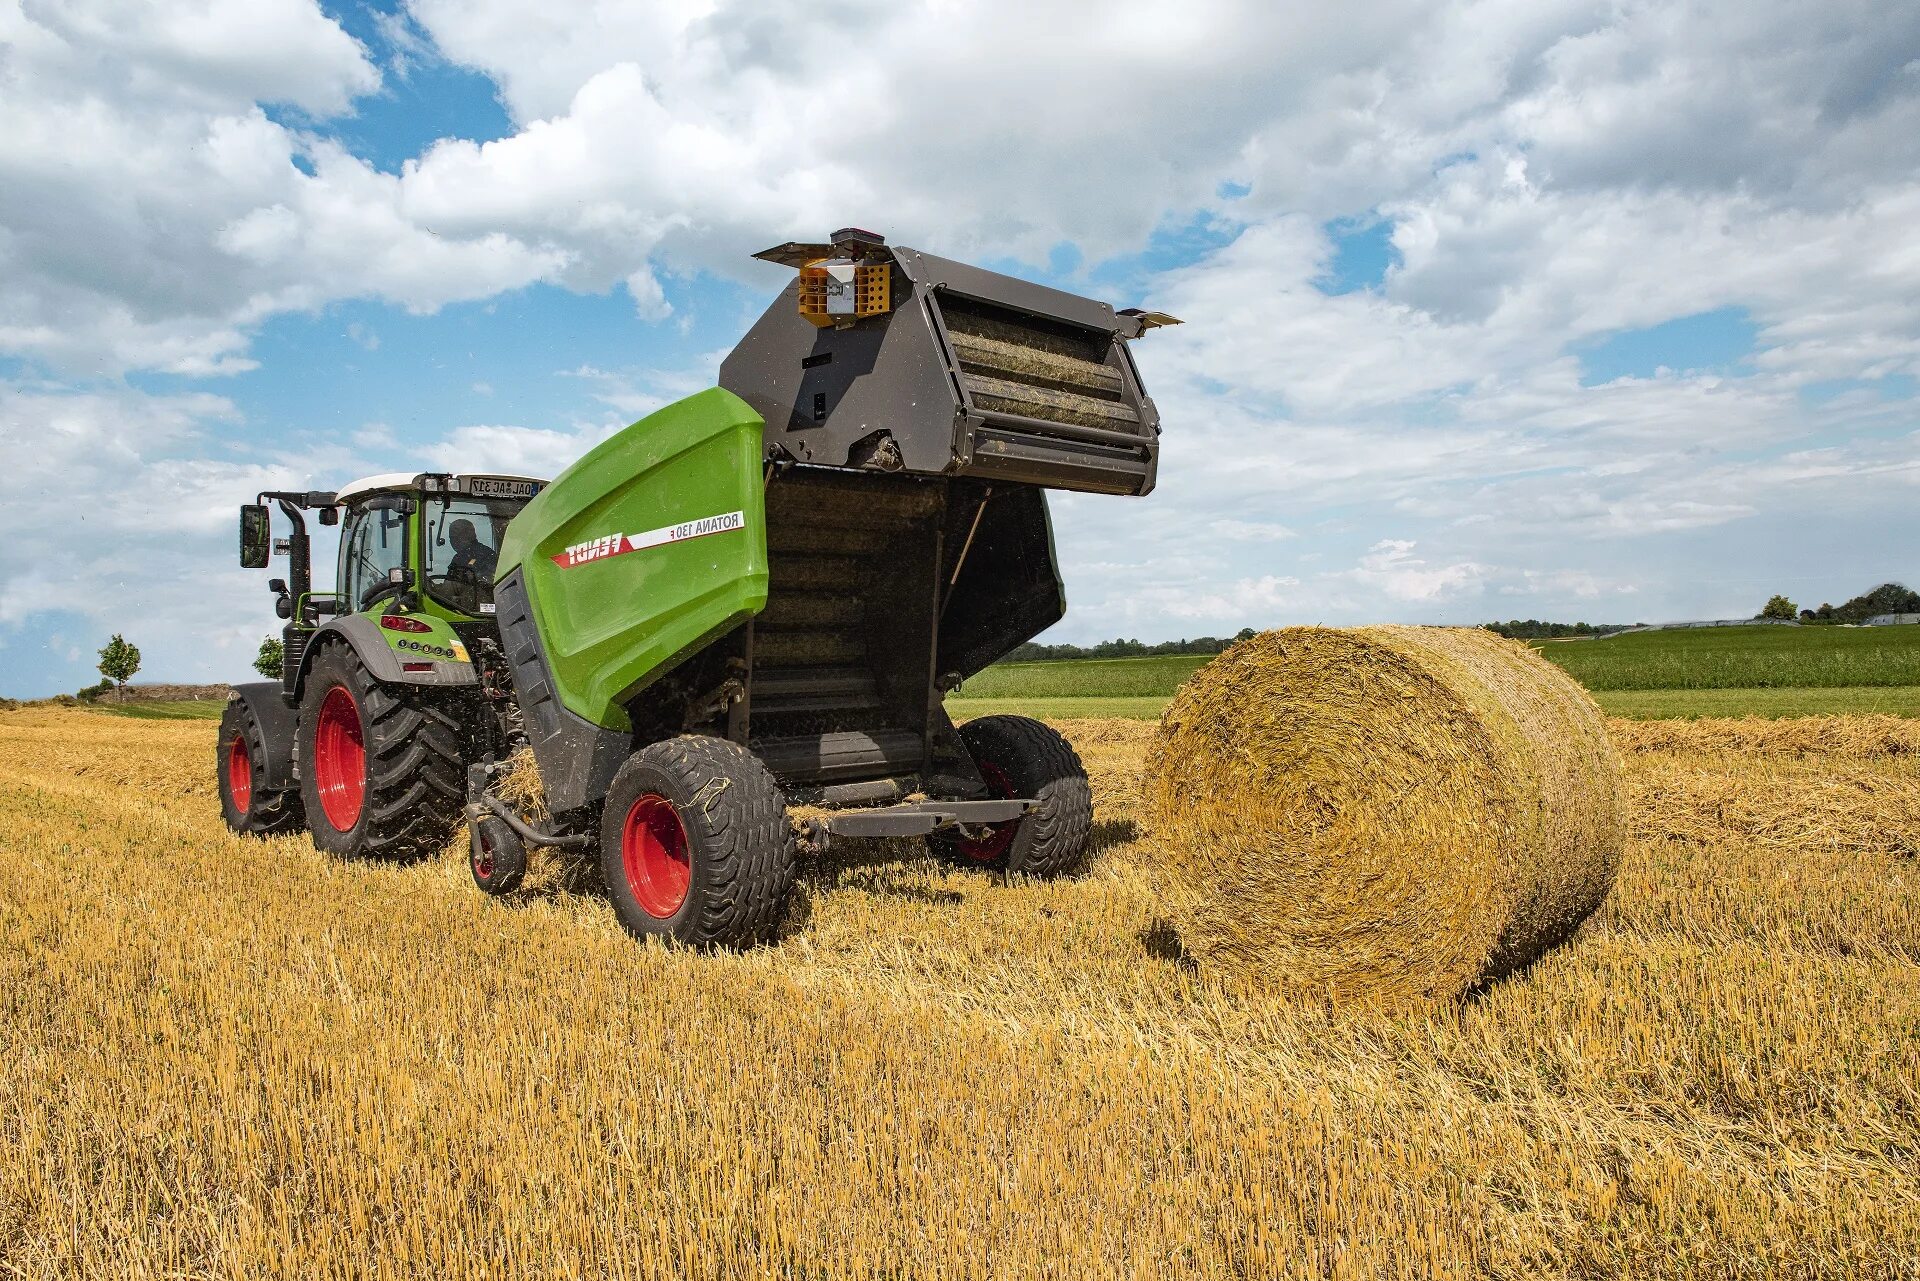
[422,497,518,614]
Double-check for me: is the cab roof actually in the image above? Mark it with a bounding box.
[333,472,547,505]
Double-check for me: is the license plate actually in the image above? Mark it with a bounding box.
[468,477,539,500]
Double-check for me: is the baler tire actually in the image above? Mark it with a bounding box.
[298,643,470,863]
[937,715,1093,878]
[598,735,795,949]
[217,699,304,836]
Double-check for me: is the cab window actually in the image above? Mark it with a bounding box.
[337,504,410,611]
[423,498,515,614]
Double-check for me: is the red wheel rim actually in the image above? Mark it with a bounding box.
[956,759,1021,863]
[313,686,366,832]
[227,734,252,813]
[472,829,495,881]
[621,793,690,919]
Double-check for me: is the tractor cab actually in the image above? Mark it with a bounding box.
[237,472,544,709]
[331,472,542,623]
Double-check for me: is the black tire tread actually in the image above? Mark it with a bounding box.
[600,735,795,948]
[217,699,304,836]
[953,715,1094,878]
[300,642,473,862]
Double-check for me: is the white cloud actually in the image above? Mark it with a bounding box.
[1210,518,1298,542]
[1334,539,1490,603]
[4,0,1920,686]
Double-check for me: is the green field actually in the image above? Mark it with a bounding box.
[956,625,1920,721]
[956,654,1213,699]
[1535,624,1920,690]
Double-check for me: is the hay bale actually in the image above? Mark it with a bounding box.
[1145,626,1626,1007]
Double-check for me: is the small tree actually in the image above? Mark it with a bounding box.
[253,635,285,680]
[97,634,141,701]
[1757,594,1797,621]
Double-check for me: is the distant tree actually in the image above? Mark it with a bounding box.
[97,634,141,701]
[253,636,285,680]
[1757,594,1797,621]
[1234,627,1258,642]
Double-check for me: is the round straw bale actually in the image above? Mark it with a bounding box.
[1145,626,1626,1007]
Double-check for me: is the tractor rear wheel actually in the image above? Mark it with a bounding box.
[598,735,795,948]
[217,699,304,836]
[298,643,469,862]
[935,715,1093,877]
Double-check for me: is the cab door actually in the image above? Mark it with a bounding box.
[336,501,411,613]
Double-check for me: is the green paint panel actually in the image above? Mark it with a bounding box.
[497,388,768,730]
[372,612,470,664]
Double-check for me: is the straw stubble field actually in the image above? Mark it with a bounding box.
[2,706,1916,1278]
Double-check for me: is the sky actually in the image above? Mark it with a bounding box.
[1,0,1917,696]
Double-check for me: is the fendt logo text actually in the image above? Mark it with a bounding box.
[553,510,746,570]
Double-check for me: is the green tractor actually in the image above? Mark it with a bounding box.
[221,470,543,855]
[220,228,1176,948]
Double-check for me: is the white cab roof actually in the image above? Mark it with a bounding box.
[332,473,545,505]
[333,473,418,504]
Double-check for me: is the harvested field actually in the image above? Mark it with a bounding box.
[2,705,1917,1278]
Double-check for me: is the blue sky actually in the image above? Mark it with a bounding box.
[2,0,1917,696]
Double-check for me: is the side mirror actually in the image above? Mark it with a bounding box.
[239,504,271,569]
[318,506,339,527]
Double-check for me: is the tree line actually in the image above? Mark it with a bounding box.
[1758,582,1920,624]
[1481,620,1638,640]
[1003,629,1260,662]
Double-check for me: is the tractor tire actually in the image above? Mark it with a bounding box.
[297,642,469,862]
[217,699,304,836]
[935,715,1093,878]
[598,735,795,948]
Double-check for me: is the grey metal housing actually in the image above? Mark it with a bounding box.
[719,244,1166,497]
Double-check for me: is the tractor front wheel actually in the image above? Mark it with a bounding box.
[217,699,303,836]
[598,735,795,948]
[934,715,1093,878]
[298,643,468,861]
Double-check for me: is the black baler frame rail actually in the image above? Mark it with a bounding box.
[801,797,1033,850]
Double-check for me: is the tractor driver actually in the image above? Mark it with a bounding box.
[446,518,498,586]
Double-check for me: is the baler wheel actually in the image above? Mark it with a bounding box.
[935,715,1093,878]
[297,643,469,862]
[598,735,795,948]
[469,814,527,894]
[216,699,304,836]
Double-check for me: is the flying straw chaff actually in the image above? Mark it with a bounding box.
[1145,626,1627,1007]
[442,746,548,864]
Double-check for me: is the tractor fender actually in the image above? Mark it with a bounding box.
[295,614,480,696]
[229,681,300,791]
